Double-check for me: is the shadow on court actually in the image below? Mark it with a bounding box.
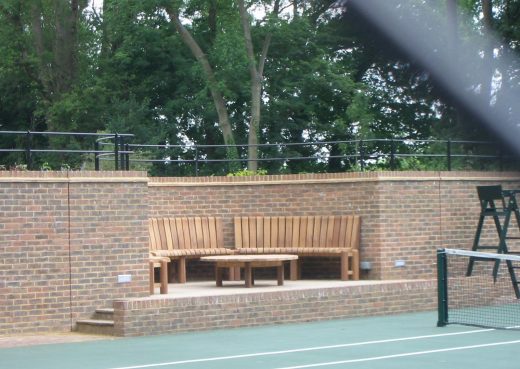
[0,311,517,369]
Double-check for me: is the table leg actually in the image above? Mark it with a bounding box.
[277,263,285,286]
[216,266,223,287]
[244,262,253,288]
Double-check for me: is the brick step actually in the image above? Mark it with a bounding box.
[75,319,115,336]
[75,307,115,336]
[93,308,114,321]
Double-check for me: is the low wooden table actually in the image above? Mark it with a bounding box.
[200,254,298,288]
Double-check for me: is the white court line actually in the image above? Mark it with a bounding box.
[106,328,494,369]
[274,339,520,369]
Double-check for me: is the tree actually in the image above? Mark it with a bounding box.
[163,0,284,171]
[165,2,239,168]
[0,0,100,169]
[237,0,274,171]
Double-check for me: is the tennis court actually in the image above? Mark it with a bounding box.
[1,311,517,369]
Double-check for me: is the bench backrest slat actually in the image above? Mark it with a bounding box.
[203,217,211,247]
[234,217,243,248]
[157,218,167,250]
[149,217,224,251]
[149,219,160,252]
[234,215,360,250]
[262,217,270,248]
[271,217,279,248]
[256,217,264,245]
[171,218,180,248]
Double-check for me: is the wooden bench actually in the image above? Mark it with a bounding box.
[149,217,234,283]
[234,215,360,280]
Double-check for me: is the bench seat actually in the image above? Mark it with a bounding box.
[153,248,234,257]
[236,247,352,254]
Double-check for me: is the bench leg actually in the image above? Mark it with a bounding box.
[159,259,168,294]
[289,259,298,280]
[352,250,360,280]
[340,252,350,281]
[149,261,155,295]
[228,266,241,281]
[178,257,187,283]
[244,262,253,288]
[231,266,241,281]
[216,266,224,287]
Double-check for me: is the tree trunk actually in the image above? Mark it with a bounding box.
[53,0,81,95]
[30,0,84,105]
[481,0,494,104]
[30,1,52,100]
[446,0,463,129]
[166,7,239,168]
[238,0,273,172]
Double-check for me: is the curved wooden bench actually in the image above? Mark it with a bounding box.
[234,215,360,280]
[149,217,234,283]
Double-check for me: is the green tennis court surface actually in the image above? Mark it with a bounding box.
[1,311,517,369]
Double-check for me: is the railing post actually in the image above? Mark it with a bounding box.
[94,141,100,171]
[25,130,32,170]
[119,136,125,170]
[390,139,396,170]
[195,146,199,176]
[125,143,130,170]
[447,139,452,171]
[114,133,119,170]
[359,140,365,171]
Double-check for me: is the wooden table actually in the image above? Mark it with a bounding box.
[200,254,298,288]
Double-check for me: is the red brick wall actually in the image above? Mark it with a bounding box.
[148,172,520,280]
[0,171,149,335]
[2,170,519,335]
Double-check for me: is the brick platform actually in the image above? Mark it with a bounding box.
[112,279,436,337]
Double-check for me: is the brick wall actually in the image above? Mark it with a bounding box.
[2,170,520,335]
[0,171,149,335]
[148,172,520,280]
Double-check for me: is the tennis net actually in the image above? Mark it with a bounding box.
[437,248,520,329]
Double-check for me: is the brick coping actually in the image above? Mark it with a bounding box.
[115,279,434,303]
[149,171,520,187]
[0,171,148,183]
[0,170,517,185]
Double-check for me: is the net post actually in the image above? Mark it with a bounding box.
[437,248,448,327]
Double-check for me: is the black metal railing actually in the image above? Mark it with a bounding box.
[0,131,134,170]
[0,131,516,174]
[127,138,518,176]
